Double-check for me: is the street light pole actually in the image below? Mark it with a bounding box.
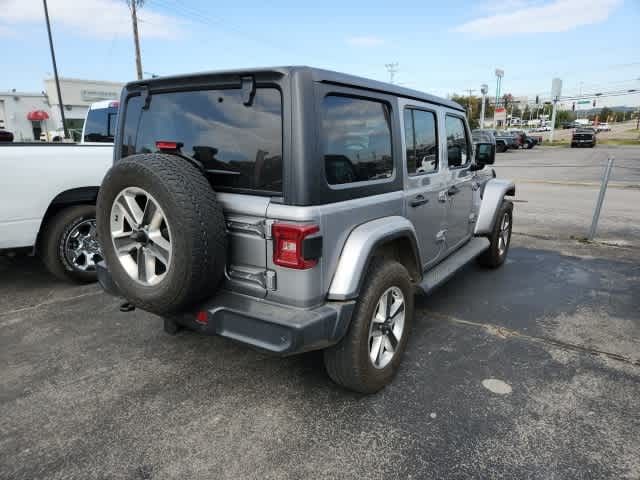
[549,78,562,143]
[480,84,488,129]
[43,0,69,140]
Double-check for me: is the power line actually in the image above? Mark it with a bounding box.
[146,0,312,60]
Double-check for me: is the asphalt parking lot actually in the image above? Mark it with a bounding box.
[2,147,639,479]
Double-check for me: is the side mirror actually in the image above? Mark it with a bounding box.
[473,142,495,169]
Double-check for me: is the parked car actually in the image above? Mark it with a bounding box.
[493,130,519,151]
[511,130,538,149]
[472,129,501,151]
[40,129,65,142]
[0,101,118,282]
[571,128,597,148]
[0,129,14,142]
[95,67,515,393]
[596,122,611,132]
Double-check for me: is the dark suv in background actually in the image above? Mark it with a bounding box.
[571,128,596,148]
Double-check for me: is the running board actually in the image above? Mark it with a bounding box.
[416,237,490,294]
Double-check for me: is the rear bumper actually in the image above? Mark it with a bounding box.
[96,261,355,356]
[170,292,355,356]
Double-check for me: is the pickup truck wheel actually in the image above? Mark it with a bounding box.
[96,154,227,315]
[323,259,414,393]
[40,204,101,283]
[477,200,513,269]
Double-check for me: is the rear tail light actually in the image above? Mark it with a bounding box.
[195,310,208,325]
[272,223,321,269]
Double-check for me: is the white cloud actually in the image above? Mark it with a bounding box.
[346,35,385,47]
[455,0,622,36]
[0,0,184,39]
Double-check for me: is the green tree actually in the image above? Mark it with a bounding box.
[555,110,576,128]
[598,107,612,122]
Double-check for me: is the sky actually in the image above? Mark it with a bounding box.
[0,0,639,107]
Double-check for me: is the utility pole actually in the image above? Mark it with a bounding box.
[465,88,476,118]
[43,0,69,139]
[385,63,398,84]
[128,0,144,80]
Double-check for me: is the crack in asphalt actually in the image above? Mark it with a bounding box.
[0,290,102,320]
[427,310,640,367]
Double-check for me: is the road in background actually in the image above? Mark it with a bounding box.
[494,146,640,247]
[533,120,639,143]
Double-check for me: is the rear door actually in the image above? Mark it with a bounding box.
[119,86,285,298]
[443,114,474,252]
[401,102,447,269]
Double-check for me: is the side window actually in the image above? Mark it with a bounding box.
[404,108,438,175]
[445,115,471,168]
[322,95,393,185]
[84,106,118,143]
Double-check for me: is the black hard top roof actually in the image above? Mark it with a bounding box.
[127,66,465,113]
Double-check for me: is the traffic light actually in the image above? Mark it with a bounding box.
[535,95,539,105]
[593,100,596,107]
[572,102,575,111]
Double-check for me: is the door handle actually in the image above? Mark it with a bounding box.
[410,195,429,208]
[447,185,460,196]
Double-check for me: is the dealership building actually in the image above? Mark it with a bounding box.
[0,77,124,141]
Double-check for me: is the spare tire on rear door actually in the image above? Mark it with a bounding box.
[96,153,227,315]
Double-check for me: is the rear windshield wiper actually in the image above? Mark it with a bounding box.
[206,169,241,176]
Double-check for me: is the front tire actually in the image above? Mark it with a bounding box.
[477,200,513,269]
[324,259,414,393]
[40,204,101,283]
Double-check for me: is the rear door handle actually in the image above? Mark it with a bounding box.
[447,185,460,196]
[410,195,429,207]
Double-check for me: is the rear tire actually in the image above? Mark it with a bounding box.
[96,154,227,315]
[324,259,414,393]
[40,204,100,283]
[477,200,513,269]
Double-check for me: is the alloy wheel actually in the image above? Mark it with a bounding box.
[64,219,102,272]
[497,212,511,256]
[368,286,405,369]
[110,187,172,286]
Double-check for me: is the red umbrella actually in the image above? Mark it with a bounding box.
[27,110,50,121]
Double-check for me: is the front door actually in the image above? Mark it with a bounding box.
[402,106,447,269]
[443,114,474,252]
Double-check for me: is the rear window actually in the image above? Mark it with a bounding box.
[84,106,118,143]
[121,87,283,193]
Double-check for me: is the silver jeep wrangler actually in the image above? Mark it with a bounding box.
[96,67,515,393]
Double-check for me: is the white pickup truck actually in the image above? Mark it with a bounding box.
[0,100,117,282]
